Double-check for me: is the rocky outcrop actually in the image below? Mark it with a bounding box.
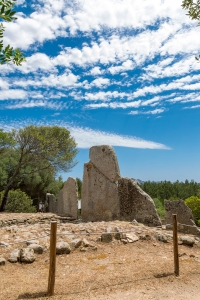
[118,177,161,227]
[164,200,200,235]
[57,177,78,218]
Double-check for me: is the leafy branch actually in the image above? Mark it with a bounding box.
[0,0,26,65]
[182,0,200,61]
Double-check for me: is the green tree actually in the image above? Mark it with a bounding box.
[0,125,78,211]
[182,0,200,61]
[0,129,14,153]
[76,177,82,199]
[0,189,36,212]
[0,0,26,65]
[185,196,200,223]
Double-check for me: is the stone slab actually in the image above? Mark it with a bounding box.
[118,177,161,227]
[81,162,120,221]
[89,145,120,182]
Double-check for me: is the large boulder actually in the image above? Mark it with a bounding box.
[118,177,161,227]
[89,145,120,182]
[81,162,120,221]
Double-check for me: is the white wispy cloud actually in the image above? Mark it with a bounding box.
[129,108,165,115]
[0,89,27,100]
[0,119,170,150]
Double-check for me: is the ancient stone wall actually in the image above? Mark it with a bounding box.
[164,199,200,235]
[118,177,161,227]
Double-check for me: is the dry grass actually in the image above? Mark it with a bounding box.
[1,240,200,300]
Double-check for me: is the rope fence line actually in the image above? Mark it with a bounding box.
[0,221,199,248]
[0,215,197,296]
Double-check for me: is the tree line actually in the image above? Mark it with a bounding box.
[140,180,200,204]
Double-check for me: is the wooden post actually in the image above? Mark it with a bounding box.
[48,221,57,296]
[172,214,179,276]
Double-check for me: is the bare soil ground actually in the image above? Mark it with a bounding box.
[0,213,200,300]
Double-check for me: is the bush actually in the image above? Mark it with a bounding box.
[153,198,165,218]
[185,196,200,225]
[0,189,36,213]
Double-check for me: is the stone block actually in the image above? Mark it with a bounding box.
[81,162,120,221]
[118,177,161,227]
[89,145,120,182]
[57,177,78,218]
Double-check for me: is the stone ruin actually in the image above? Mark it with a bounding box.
[48,177,78,219]
[164,199,200,235]
[81,145,161,227]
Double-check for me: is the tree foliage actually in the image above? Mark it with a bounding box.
[185,196,200,223]
[76,177,82,199]
[141,180,200,204]
[182,0,200,61]
[0,125,78,211]
[0,189,36,212]
[0,0,26,65]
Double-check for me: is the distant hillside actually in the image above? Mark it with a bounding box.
[131,178,144,185]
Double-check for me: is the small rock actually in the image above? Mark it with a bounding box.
[20,248,35,263]
[92,246,97,251]
[28,244,44,254]
[131,219,138,226]
[70,238,82,250]
[26,239,39,246]
[125,233,139,243]
[180,236,195,246]
[8,249,20,263]
[139,234,151,241]
[121,239,128,244]
[82,238,92,247]
[56,242,71,255]
[179,253,187,257]
[0,257,6,266]
[96,237,101,242]
[80,247,87,252]
[190,254,195,258]
[156,234,168,243]
[101,233,113,243]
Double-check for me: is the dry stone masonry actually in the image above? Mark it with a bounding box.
[81,145,161,226]
[164,199,200,235]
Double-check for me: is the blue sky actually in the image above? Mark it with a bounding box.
[1,0,200,182]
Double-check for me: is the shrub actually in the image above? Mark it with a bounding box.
[0,189,36,213]
[153,198,165,218]
[185,196,200,225]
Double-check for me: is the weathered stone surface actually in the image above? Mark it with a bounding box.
[26,239,39,246]
[28,244,44,254]
[180,236,195,246]
[57,177,78,218]
[82,162,120,221]
[70,238,82,250]
[56,242,71,254]
[89,145,120,182]
[156,233,168,243]
[164,200,200,235]
[8,249,20,263]
[0,257,6,266]
[20,248,35,263]
[101,232,113,243]
[47,193,57,214]
[118,177,161,227]
[125,233,139,243]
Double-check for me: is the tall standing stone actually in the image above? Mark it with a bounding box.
[81,145,121,221]
[118,177,161,227]
[57,177,78,219]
